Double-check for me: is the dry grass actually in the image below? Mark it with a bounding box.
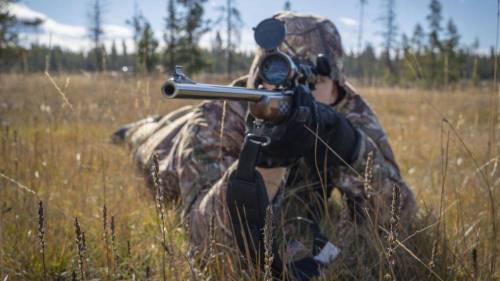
[0,73,498,280]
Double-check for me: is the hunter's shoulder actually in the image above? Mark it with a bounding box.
[336,82,377,122]
[336,82,388,140]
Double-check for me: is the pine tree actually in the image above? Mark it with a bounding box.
[126,1,144,72]
[110,40,118,70]
[128,1,142,47]
[211,31,224,73]
[178,0,210,73]
[359,44,378,84]
[427,0,442,51]
[163,0,179,72]
[284,0,291,11]
[49,46,63,72]
[443,19,460,52]
[0,0,19,70]
[0,0,17,49]
[411,23,425,55]
[357,0,368,54]
[380,0,398,84]
[121,39,128,69]
[426,0,443,85]
[101,42,107,71]
[401,34,410,51]
[87,0,106,71]
[137,21,158,73]
[471,38,480,86]
[1,0,43,71]
[163,0,209,74]
[443,19,460,85]
[219,0,243,76]
[400,33,419,84]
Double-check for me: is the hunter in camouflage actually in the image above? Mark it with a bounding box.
[113,11,416,277]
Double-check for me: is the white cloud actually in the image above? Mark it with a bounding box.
[199,27,256,53]
[43,19,86,38]
[8,2,254,55]
[8,2,48,21]
[104,25,133,38]
[339,17,358,28]
[8,3,133,53]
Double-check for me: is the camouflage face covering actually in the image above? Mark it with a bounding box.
[248,11,345,88]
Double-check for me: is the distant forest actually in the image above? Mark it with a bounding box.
[0,0,499,88]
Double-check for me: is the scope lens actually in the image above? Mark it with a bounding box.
[260,54,290,86]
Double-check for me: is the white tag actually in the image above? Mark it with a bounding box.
[313,242,340,264]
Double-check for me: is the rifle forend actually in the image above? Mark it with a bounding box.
[161,67,293,123]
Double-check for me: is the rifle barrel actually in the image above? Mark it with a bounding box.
[162,80,279,102]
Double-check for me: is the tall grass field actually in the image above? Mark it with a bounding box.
[0,73,498,280]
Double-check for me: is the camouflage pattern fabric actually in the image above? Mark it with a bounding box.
[332,82,416,224]
[120,77,248,214]
[161,99,247,216]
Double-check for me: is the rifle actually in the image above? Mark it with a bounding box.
[161,18,331,123]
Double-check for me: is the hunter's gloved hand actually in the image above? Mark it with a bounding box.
[258,84,360,168]
[256,85,317,165]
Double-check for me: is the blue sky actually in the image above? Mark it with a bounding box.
[9,0,499,54]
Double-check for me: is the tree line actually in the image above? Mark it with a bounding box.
[345,0,498,87]
[0,0,498,87]
[0,0,253,75]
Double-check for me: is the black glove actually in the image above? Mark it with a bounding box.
[258,84,360,168]
[249,85,316,167]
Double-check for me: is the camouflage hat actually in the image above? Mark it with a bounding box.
[247,11,345,88]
